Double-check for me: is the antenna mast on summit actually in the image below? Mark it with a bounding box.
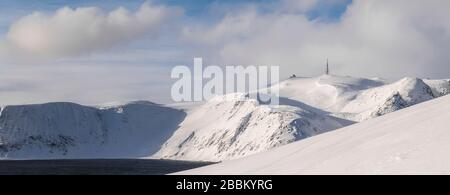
[326,58,329,75]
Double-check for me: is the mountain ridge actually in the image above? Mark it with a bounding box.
[155,75,450,161]
[0,75,449,160]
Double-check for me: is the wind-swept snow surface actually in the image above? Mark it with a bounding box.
[177,94,450,175]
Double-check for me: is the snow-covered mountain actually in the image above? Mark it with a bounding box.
[0,75,449,161]
[156,75,449,161]
[0,101,185,159]
[176,93,450,175]
[274,75,447,121]
[154,94,345,161]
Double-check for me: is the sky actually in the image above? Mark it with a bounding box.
[0,0,449,105]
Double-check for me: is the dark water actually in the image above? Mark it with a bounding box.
[0,159,214,175]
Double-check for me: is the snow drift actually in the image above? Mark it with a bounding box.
[177,94,450,175]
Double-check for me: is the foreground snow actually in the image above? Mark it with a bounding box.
[177,94,450,175]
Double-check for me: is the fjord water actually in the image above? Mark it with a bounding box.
[0,159,213,175]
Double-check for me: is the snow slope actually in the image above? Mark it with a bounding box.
[177,94,450,175]
[339,77,436,121]
[424,79,450,97]
[275,75,386,112]
[154,94,345,161]
[0,101,185,159]
[1,75,448,161]
[155,75,449,161]
[274,75,447,121]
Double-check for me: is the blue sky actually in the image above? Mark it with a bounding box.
[0,0,353,66]
[0,0,352,29]
[307,0,352,21]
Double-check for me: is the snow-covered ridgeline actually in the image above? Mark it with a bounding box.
[0,101,185,159]
[0,75,449,161]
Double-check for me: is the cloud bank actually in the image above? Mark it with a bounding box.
[0,63,173,105]
[1,0,450,105]
[0,2,181,60]
[182,0,450,79]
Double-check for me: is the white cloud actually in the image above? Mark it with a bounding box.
[2,0,450,105]
[0,63,174,105]
[182,0,450,79]
[0,2,182,60]
[182,7,262,45]
[280,0,318,12]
